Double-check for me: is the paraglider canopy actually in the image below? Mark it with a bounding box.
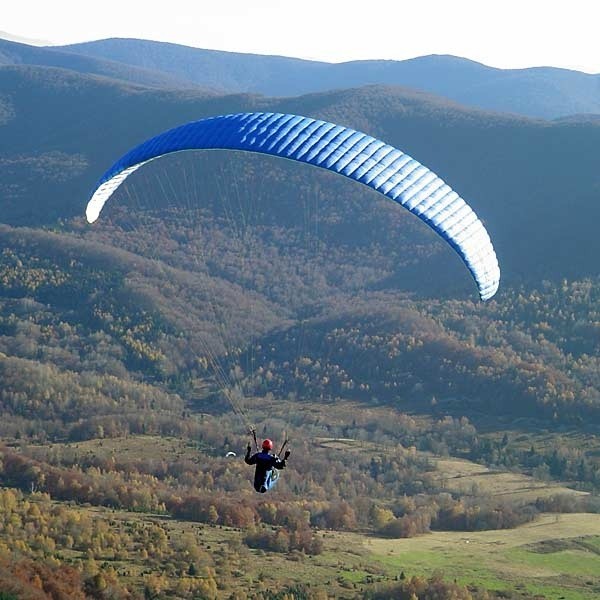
[86,112,500,300]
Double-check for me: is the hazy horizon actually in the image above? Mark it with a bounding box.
[4,0,600,74]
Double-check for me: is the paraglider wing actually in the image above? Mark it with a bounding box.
[87,112,499,300]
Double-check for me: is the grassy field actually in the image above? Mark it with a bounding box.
[433,456,588,501]
[17,429,600,598]
[317,436,588,503]
[43,434,204,463]
[365,513,600,599]
[48,503,600,599]
[51,503,379,598]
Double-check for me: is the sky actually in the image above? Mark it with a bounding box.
[3,0,600,73]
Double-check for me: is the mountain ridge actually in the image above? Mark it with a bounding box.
[0,37,207,90]
[57,37,600,119]
[4,35,598,120]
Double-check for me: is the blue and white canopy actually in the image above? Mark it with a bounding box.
[87,112,500,300]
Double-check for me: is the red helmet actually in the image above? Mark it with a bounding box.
[262,439,273,451]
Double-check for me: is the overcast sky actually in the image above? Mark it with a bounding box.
[3,0,599,73]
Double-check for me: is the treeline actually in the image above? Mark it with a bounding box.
[466,436,600,488]
[365,572,506,600]
[258,576,503,600]
[0,437,551,540]
[0,440,432,531]
[243,525,323,555]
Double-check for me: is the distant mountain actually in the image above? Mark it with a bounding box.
[6,36,598,119]
[0,38,203,89]
[58,38,600,119]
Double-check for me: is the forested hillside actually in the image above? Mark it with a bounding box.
[1,63,599,424]
[1,56,599,599]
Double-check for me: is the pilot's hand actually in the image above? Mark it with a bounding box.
[284,450,291,460]
[246,444,252,454]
